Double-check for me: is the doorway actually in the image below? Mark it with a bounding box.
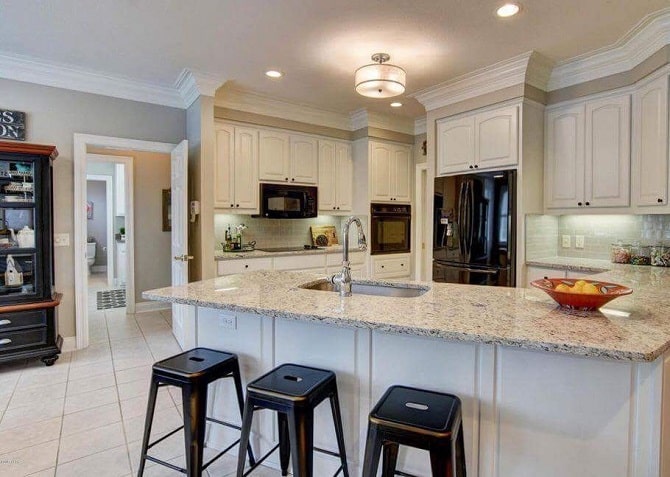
[414,163,429,281]
[73,134,189,350]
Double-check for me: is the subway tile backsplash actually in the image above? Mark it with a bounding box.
[214,214,368,250]
[526,214,670,261]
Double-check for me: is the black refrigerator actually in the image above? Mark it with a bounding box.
[433,170,516,287]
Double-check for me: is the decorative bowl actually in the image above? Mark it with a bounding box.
[531,277,633,310]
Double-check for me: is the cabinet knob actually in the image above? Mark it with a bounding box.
[401,263,404,266]
[658,198,664,203]
[236,204,240,208]
[285,177,289,181]
[291,178,295,182]
[585,201,590,206]
[381,265,385,268]
[474,165,478,169]
[578,202,583,206]
[230,204,234,208]
[337,207,340,210]
[469,165,474,169]
[333,207,336,210]
[245,265,249,269]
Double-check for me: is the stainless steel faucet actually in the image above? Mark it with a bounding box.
[331,216,367,297]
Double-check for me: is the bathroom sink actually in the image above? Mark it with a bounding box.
[300,280,429,298]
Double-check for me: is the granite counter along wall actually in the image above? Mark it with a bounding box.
[214,214,368,250]
[526,214,670,261]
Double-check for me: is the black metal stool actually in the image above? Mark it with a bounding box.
[236,363,349,477]
[362,385,466,477]
[137,347,256,477]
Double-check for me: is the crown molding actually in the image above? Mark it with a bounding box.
[175,69,225,108]
[414,118,427,135]
[548,8,670,91]
[216,87,352,130]
[0,51,183,108]
[411,51,552,112]
[349,109,415,135]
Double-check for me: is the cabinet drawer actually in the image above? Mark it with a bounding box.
[373,256,410,275]
[274,254,325,271]
[0,327,47,352]
[326,251,365,266]
[217,258,273,276]
[0,310,47,332]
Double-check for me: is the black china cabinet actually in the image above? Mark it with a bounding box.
[0,141,61,366]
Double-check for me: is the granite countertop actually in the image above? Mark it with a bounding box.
[526,256,613,273]
[144,265,670,363]
[215,245,360,261]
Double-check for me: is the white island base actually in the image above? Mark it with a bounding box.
[186,306,669,477]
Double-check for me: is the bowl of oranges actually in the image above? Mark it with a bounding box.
[530,277,633,310]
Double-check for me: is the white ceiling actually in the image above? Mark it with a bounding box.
[0,0,668,118]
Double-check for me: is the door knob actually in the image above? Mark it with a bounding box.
[174,254,194,262]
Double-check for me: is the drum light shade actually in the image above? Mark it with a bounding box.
[355,53,406,98]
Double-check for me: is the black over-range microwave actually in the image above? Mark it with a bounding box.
[259,183,318,219]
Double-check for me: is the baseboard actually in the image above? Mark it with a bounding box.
[135,301,171,313]
[61,336,77,353]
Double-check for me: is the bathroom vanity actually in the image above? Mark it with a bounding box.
[0,141,61,366]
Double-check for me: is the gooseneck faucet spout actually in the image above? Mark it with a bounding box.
[331,216,367,297]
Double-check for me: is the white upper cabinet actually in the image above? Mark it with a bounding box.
[214,123,259,212]
[290,135,318,184]
[437,105,518,175]
[545,105,585,209]
[258,130,318,184]
[632,75,669,208]
[584,94,630,207]
[258,130,290,182]
[545,93,631,210]
[318,140,352,212]
[369,141,412,203]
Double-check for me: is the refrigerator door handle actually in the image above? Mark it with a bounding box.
[467,179,475,258]
[457,181,466,257]
[435,263,499,275]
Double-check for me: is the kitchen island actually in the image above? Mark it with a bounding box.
[144,267,670,476]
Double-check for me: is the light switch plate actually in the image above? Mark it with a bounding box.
[561,235,571,248]
[575,235,585,249]
[218,312,236,330]
[54,233,70,247]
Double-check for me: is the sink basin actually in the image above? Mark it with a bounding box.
[300,280,428,298]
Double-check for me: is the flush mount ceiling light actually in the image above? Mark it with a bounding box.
[265,70,283,78]
[355,53,406,98]
[390,102,403,108]
[496,3,520,17]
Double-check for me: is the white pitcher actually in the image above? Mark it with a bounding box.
[16,226,34,248]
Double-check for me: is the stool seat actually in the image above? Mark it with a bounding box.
[248,363,335,402]
[153,348,236,384]
[371,385,460,435]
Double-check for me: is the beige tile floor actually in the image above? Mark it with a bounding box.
[0,296,282,476]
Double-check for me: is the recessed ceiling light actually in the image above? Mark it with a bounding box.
[265,70,283,78]
[390,102,403,108]
[496,3,520,17]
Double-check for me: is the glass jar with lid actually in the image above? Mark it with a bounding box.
[651,243,670,266]
[610,242,631,264]
[630,242,651,265]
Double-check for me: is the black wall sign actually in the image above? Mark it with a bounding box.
[0,110,26,141]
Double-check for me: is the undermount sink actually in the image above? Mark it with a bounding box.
[300,280,429,298]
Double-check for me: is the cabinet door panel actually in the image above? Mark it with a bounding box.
[437,116,475,175]
[290,135,318,184]
[318,140,337,211]
[545,105,585,209]
[233,127,259,210]
[475,106,518,169]
[335,143,353,211]
[585,95,631,207]
[633,76,669,207]
[259,130,290,182]
[370,142,392,201]
[214,124,235,209]
[393,146,411,203]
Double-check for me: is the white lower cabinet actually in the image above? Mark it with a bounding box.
[217,258,273,276]
[116,241,126,286]
[371,254,410,279]
[217,252,368,278]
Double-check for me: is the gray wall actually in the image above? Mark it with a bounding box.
[0,78,186,337]
[86,180,108,266]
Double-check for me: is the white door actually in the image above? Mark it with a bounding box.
[233,127,259,210]
[335,142,353,211]
[259,130,290,182]
[214,125,234,209]
[290,135,318,184]
[392,145,412,203]
[475,106,518,170]
[370,142,393,201]
[170,140,189,349]
[436,116,475,175]
[318,140,337,211]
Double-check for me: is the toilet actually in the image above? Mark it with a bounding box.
[86,242,96,274]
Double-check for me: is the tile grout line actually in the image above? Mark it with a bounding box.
[53,350,72,471]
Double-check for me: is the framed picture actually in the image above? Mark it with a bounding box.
[86,201,94,220]
[162,189,171,232]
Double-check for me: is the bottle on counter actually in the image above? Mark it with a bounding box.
[630,242,651,266]
[610,242,631,264]
[225,225,232,251]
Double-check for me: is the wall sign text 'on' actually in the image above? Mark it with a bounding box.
[0,110,25,141]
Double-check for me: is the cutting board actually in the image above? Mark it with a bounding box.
[310,225,338,247]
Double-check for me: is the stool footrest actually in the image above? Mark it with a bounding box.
[313,446,342,458]
[395,471,419,477]
[145,455,186,474]
[242,443,281,477]
[206,416,242,430]
[147,425,184,450]
[202,438,241,471]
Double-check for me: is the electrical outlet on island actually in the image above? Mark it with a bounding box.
[561,235,571,248]
[575,235,585,249]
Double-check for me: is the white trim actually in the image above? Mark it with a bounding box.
[61,336,77,354]
[349,108,416,134]
[217,86,353,130]
[548,7,670,91]
[411,51,553,112]
[0,51,183,108]
[175,69,225,108]
[414,117,427,135]
[414,163,429,281]
[135,301,171,313]
[74,133,176,350]
[85,171,115,286]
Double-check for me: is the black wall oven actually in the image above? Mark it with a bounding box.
[370,203,411,255]
[259,183,318,219]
